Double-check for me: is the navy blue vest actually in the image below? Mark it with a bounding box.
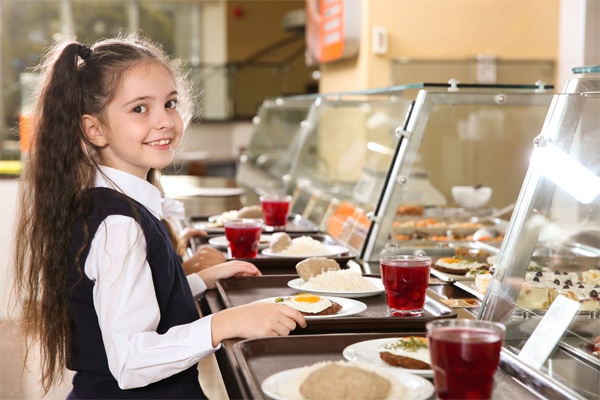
[67,187,206,399]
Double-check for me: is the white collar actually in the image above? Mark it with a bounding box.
[94,166,163,219]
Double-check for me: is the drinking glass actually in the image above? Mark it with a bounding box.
[426,319,506,400]
[224,219,263,258]
[380,255,431,316]
[260,195,292,229]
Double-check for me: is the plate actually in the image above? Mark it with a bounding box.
[208,235,271,249]
[262,245,349,258]
[287,277,385,299]
[254,296,367,319]
[261,363,434,400]
[342,338,433,378]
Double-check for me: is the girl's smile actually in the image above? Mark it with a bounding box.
[83,63,183,179]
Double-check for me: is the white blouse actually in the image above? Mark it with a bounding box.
[84,166,219,390]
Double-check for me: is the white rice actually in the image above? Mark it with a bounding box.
[279,236,332,256]
[302,269,378,292]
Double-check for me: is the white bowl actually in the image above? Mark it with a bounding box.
[451,186,492,209]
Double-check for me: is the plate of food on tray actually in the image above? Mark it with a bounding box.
[261,360,434,400]
[287,258,384,298]
[262,233,350,258]
[342,336,433,378]
[254,294,367,319]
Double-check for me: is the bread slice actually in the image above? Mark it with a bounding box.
[296,257,341,281]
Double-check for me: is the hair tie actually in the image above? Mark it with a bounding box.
[77,45,92,60]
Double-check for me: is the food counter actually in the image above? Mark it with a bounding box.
[198,274,579,399]
[181,77,600,399]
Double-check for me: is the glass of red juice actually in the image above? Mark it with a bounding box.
[426,319,506,400]
[224,219,263,258]
[260,195,292,229]
[380,255,431,316]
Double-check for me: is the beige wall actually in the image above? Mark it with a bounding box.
[224,0,316,117]
[320,0,560,92]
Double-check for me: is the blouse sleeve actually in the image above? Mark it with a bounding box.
[85,215,219,389]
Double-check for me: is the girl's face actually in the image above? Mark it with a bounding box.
[86,63,183,179]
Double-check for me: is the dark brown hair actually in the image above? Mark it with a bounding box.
[12,32,192,394]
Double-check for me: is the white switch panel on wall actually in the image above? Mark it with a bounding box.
[371,26,388,55]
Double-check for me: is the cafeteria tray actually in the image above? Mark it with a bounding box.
[231,333,541,400]
[191,213,319,235]
[231,333,424,400]
[223,233,357,273]
[215,274,457,333]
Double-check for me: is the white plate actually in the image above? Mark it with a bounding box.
[261,245,349,258]
[287,277,385,299]
[254,296,367,319]
[208,235,271,249]
[261,363,434,400]
[342,338,433,378]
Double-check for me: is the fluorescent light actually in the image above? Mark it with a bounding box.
[367,141,395,155]
[533,144,600,204]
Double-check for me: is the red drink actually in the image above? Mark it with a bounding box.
[224,219,263,258]
[260,195,291,228]
[427,320,505,400]
[380,255,431,316]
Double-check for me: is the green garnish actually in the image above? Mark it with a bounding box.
[382,336,428,353]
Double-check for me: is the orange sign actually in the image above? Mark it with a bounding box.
[305,0,360,64]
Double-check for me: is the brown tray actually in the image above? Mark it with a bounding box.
[230,333,542,400]
[215,274,457,334]
[224,233,358,273]
[191,213,320,235]
[232,332,425,400]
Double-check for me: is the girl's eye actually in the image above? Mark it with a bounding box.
[166,99,177,109]
[133,105,148,113]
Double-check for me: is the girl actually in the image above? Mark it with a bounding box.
[12,33,305,399]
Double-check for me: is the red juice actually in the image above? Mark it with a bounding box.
[260,196,291,228]
[380,255,431,316]
[428,327,503,399]
[224,221,262,258]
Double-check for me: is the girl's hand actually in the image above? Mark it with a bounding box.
[197,260,261,289]
[179,227,208,243]
[182,245,227,274]
[210,302,306,346]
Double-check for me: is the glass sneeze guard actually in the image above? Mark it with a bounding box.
[476,69,600,399]
[361,85,555,265]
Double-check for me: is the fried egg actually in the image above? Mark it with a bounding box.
[277,293,332,314]
[379,337,431,366]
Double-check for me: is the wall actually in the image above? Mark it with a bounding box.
[0,179,18,320]
[320,0,560,92]
[225,0,316,117]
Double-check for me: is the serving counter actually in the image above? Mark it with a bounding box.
[173,76,600,399]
